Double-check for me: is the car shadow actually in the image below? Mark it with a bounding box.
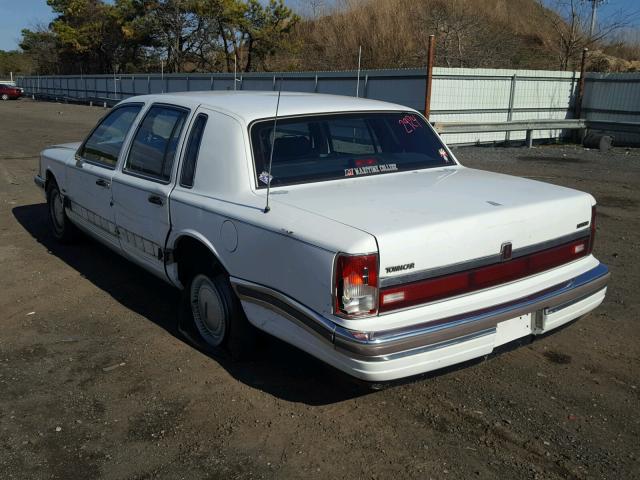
[13,202,374,405]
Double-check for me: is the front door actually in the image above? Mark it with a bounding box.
[66,104,143,250]
[111,104,190,278]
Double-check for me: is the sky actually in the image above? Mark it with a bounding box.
[0,0,639,51]
[0,0,55,50]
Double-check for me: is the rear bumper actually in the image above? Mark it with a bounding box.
[232,263,609,380]
[332,263,609,359]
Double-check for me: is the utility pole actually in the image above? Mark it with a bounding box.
[586,0,606,38]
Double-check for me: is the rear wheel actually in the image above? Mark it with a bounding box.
[1,94,8,101]
[46,181,78,242]
[184,266,257,359]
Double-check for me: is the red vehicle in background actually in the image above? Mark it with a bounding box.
[0,84,22,100]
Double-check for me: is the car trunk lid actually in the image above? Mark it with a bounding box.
[272,166,594,285]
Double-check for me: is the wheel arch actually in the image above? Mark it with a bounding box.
[44,169,57,191]
[171,231,229,287]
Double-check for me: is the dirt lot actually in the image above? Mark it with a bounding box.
[0,99,638,480]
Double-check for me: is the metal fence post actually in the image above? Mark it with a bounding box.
[424,35,436,119]
[506,74,517,143]
[575,48,588,119]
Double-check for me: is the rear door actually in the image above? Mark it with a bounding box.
[111,103,190,278]
[66,103,143,250]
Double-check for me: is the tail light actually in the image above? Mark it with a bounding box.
[334,253,379,318]
[379,236,591,313]
[588,205,597,253]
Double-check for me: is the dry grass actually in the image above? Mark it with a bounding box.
[274,0,638,72]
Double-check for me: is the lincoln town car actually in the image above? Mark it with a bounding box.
[34,92,610,381]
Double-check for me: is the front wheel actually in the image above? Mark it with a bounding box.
[185,269,257,359]
[46,182,78,242]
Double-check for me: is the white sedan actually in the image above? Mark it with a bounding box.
[35,92,609,382]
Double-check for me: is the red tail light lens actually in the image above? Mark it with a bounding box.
[334,253,379,318]
[588,205,596,253]
[379,236,590,313]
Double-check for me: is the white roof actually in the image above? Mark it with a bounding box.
[123,91,411,124]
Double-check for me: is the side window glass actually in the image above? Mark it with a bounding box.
[80,104,142,168]
[180,114,208,188]
[125,105,188,181]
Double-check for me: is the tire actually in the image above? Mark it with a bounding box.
[46,181,78,243]
[184,267,257,360]
[1,94,8,101]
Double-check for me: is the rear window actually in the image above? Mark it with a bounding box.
[250,112,453,187]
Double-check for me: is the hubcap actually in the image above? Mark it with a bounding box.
[190,275,226,346]
[50,190,65,233]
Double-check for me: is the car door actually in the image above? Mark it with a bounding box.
[66,103,143,250]
[111,103,190,278]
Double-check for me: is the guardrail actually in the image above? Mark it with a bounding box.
[434,119,639,147]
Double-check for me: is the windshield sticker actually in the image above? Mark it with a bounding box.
[259,171,273,185]
[439,148,450,162]
[345,163,398,177]
[399,114,422,134]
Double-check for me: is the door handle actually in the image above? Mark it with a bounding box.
[95,179,109,188]
[148,195,164,206]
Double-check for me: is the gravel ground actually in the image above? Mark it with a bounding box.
[0,99,639,480]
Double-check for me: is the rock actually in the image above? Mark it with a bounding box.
[103,362,126,372]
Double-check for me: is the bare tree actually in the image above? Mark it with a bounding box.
[538,0,639,70]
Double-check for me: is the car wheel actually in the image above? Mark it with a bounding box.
[186,269,257,359]
[1,94,8,101]
[46,181,78,242]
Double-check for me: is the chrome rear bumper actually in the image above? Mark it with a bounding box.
[232,263,609,362]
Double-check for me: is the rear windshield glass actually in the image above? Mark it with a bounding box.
[250,112,453,187]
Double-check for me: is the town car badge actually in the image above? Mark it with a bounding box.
[385,263,415,274]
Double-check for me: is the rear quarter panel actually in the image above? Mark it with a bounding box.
[168,195,338,316]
